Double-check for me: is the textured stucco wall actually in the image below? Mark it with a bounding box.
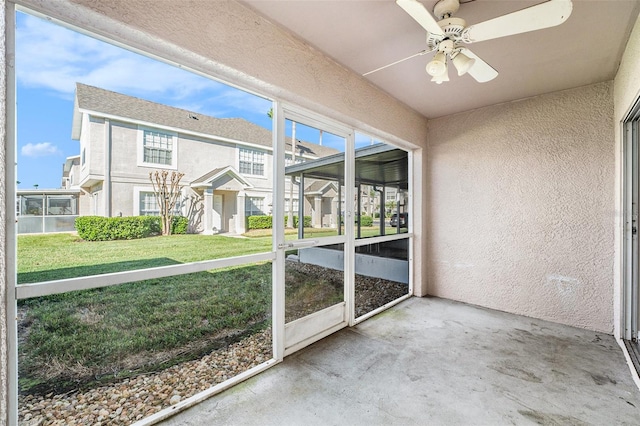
[427,82,615,333]
[613,14,640,339]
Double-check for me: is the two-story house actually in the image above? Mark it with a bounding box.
[70,83,338,234]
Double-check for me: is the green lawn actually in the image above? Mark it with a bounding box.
[17,229,406,395]
[18,233,272,284]
[17,233,274,394]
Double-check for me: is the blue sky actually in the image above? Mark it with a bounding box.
[15,11,376,189]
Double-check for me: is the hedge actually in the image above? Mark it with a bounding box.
[75,215,188,241]
[247,215,312,230]
[171,216,189,235]
[358,215,373,226]
[341,215,374,226]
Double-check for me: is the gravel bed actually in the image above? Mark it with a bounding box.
[19,264,407,425]
[19,329,272,426]
[285,260,409,318]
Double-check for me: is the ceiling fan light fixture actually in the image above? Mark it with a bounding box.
[430,63,450,84]
[426,52,447,77]
[452,51,476,76]
[431,74,449,85]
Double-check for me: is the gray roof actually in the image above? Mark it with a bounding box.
[306,180,334,193]
[191,167,227,185]
[286,143,409,190]
[73,83,337,158]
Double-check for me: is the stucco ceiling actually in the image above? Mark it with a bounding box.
[242,0,640,118]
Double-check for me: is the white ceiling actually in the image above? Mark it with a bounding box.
[242,0,640,118]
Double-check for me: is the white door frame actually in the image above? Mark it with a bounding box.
[622,97,640,342]
[272,102,355,357]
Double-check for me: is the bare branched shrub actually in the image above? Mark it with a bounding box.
[149,170,185,235]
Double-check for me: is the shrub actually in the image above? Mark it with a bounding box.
[248,215,272,230]
[246,215,313,230]
[359,215,373,226]
[294,215,312,228]
[341,215,373,226]
[171,216,189,234]
[75,216,161,241]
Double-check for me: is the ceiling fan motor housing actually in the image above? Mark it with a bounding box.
[426,17,466,50]
[433,0,460,20]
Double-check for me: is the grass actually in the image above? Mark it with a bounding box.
[17,228,407,395]
[18,233,272,284]
[18,233,274,394]
[18,263,272,394]
[18,231,342,394]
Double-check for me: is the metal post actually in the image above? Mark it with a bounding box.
[357,184,361,239]
[379,186,385,236]
[337,184,342,235]
[298,174,304,239]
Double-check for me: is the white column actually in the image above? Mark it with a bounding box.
[236,191,246,234]
[202,189,214,235]
[313,195,322,228]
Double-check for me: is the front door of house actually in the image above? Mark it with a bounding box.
[275,107,353,355]
[213,194,223,233]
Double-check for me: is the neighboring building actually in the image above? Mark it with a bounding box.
[15,155,84,234]
[70,83,338,234]
[16,188,81,234]
[61,155,80,189]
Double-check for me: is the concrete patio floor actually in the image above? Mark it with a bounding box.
[161,297,640,425]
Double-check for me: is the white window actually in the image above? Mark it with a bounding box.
[139,190,182,216]
[138,127,177,169]
[144,130,173,165]
[245,197,265,216]
[139,191,160,216]
[239,148,265,176]
[285,198,299,212]
[285,154,305,167]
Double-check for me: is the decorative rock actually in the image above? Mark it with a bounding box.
[18,329,273,425]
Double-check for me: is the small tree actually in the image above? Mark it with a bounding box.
[149,170,185,235]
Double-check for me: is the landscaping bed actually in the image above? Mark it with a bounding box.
[17,233,409,425]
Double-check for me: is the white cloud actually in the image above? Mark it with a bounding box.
[21,142,62,157]
[15,13,214,100]
[15,12,272,118]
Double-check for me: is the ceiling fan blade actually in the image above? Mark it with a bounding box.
[462,0,573,43]
[458,48,498,83]
[396,0,445,37]
[363,49,433,76]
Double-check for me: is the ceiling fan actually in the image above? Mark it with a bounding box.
[364,0,572,84]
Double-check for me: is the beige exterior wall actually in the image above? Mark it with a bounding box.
[85,116,105,181]
[614,14,640,339]
[427,81,615,333]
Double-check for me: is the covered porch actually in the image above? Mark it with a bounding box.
[190,166,253,235]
